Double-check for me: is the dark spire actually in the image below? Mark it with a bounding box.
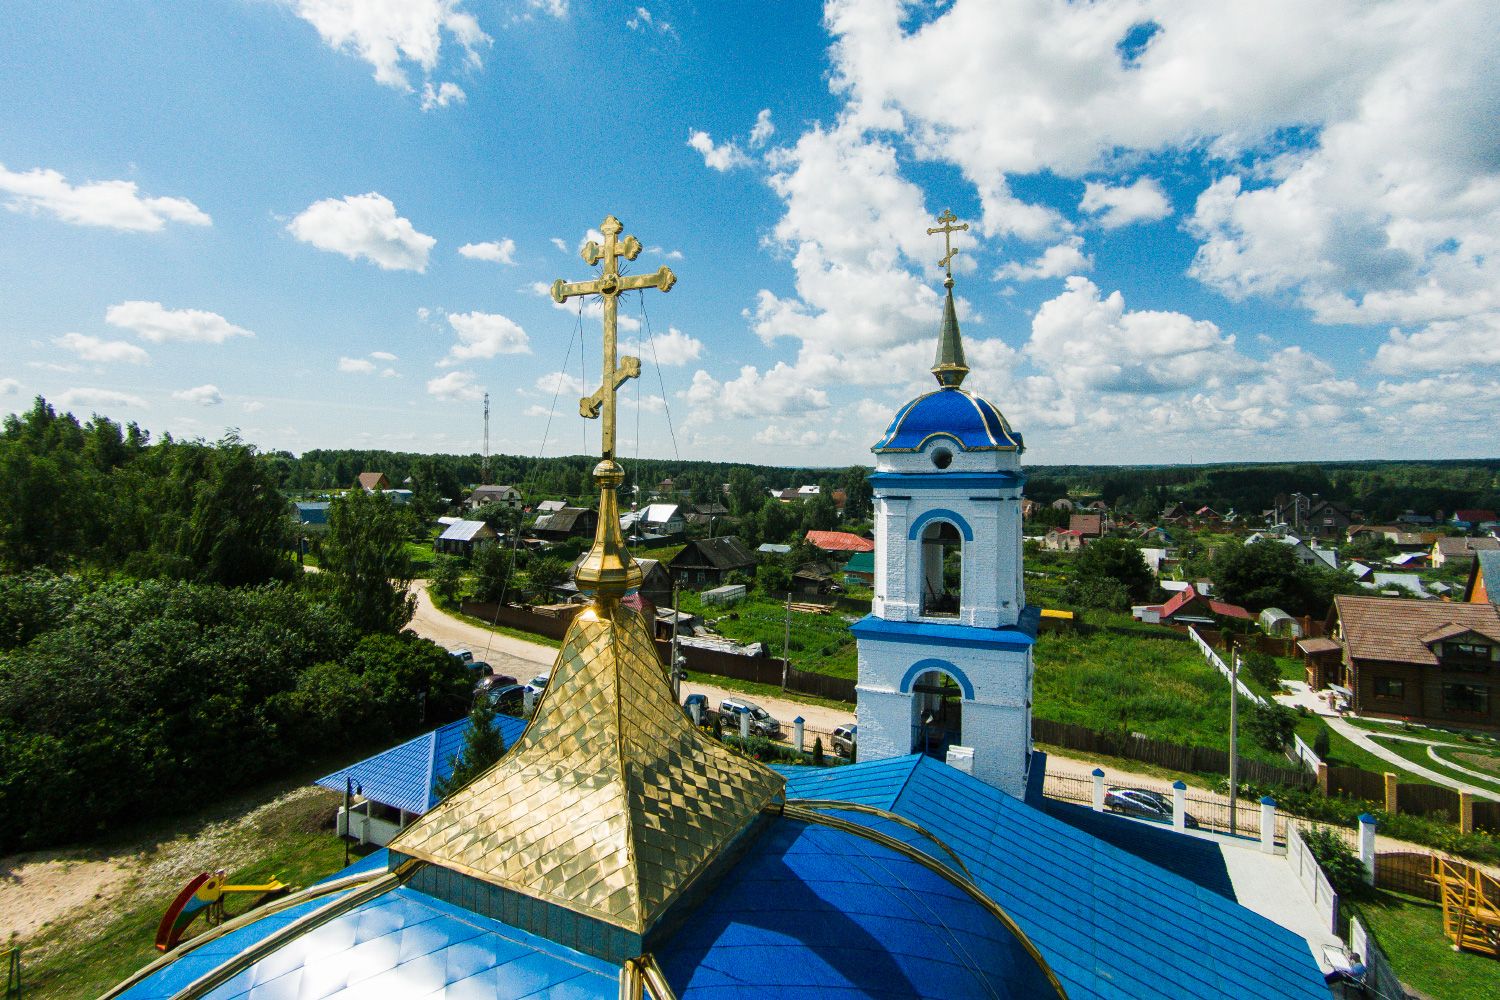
[932,276,968,388]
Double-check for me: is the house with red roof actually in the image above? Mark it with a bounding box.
[804,529,874,554]
[1134,585,1252,627]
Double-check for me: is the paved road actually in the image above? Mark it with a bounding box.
[1324,717,1500,801]
[406,581,857,743]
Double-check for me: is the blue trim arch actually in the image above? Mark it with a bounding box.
[899,658,975,700]
[908,508,974,541]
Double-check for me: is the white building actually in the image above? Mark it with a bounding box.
[853,271,1036,798]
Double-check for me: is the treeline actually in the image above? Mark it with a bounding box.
[1027,459,1500,523]
[0,573,471,851]
[0,398,293,582]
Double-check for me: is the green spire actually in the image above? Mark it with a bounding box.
[931,277,968,388]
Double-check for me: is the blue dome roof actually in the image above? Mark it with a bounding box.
[874,387,1022,453]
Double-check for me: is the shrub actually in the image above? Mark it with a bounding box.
[1241,650,1279,692]
[1302,826,1371,898]
[812,736,825,766]
[1313,727,1331,759]
[1247,702,1297,753]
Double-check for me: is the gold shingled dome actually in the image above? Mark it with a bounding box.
[392,215,785,935]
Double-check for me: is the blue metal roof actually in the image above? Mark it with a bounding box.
[120,885,619,1000]
[850,607,1039,652]
[315,714,528,816]
[873,388,1022,453]
[777,756,1328,1000]
[656,818,1058,999]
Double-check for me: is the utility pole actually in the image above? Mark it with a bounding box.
[782,591,793,690]
[670,581,681,700]
[1229,648,1240,837]
[481,392,491,485]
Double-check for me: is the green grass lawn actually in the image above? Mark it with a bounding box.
[676,591,858,679]
[1032,628,1290,765]
[1369,735,1500,795]
[1354,889,1500,1000]
[1291,714,1407,777]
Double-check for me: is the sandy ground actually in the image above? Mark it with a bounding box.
[0,785,336,956]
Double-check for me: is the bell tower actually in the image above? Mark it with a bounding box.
[852,211,1038,797]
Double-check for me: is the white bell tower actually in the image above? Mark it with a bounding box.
[852,211,1037,797]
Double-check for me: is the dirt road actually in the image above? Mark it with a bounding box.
[405,582,857,742]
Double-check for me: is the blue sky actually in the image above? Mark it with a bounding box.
[3,1,1497,468]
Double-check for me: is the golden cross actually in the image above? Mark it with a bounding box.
[926,209,969,278]
[551,215,676,461]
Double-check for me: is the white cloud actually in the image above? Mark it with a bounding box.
[458,238,516,264]
[290,0,489,101]
[173,384,223,407]
[683,363,829,418]
[0,163,210,232]
[626,6,674,36]
[994,236,1093,281]
[442,311,531,364]
[420,80,466,110]
[242,400,265,413]
[58,387,147,410]
[687,130,751,172]
[380,367,400,378]
[628,327,703,366]
[371,350,398,361]
[1371,314,1500,375]
[287,192,435,271]
[0,378,20,395]
[105,301,253,344]
[427,370,484,401]
[1079,178,1171,229]
[750,109,775,148]
[753,423,832,448]
[647,246,684,260]
[53,333,150,365]
[535,371,586,397]
[527,0,568,17]
[338,356,377,373]
[549,237,568,253]
[417,307,432,322]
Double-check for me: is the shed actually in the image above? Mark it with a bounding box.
[668,536,757,589]
[435,519,497,556]
[531,506,598,541]
[1259,607,1303,638]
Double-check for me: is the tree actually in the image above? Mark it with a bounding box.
[800,492,839,533]
[838,466,874,520]
[430,554,465,605]
[472,544,520,603]
[322,489,416,633]
[756,497,801,547]
[1214,539,1360,617]
[727,468,763,516]
[1241,649,1280,692]
[523,555,570,602]
[1312,727,1331,760]
[1246,702,1296,753]
[1066,575,1130,612]
[1071,537,1155,604]
[434,696,507,799]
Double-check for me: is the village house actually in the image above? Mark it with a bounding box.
[1133,585,1252,628]
[1020,498,1040,519]
[1068,513,1104,540]
[1044,528,1085,551]
[637,502,686,536]
[434,519,497,557]
[842,550,875,587]
[1050,497,1075,512]
[465,484,523,511]
[1451,509,1498,531]
[1465,550,1499,606]
[529,506,597,542]
[804,529,875,556]
[356,471,390,492]
[1432,534,1500,568]
[1317,595,1500,728]
[667,536,758,589]
[1347,525,1439,551]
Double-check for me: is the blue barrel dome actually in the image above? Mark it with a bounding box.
[874,387,1022,453]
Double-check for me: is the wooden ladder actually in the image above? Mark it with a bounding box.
[1431,855,1500,956]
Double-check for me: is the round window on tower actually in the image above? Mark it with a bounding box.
[931,447,954,469]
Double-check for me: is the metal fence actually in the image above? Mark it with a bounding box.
[1043,770,1287,843]
[1287,823,1340,935]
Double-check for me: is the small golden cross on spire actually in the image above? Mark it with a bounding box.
[926,208,969,281]
[551,215,676,600]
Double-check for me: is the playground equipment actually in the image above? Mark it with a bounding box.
[1431,855,1500,956]
[154,870,291,952]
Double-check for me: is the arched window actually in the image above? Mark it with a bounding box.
[920,520,962,617]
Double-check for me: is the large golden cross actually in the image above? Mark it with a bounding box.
[551,215,676,461]
[926,209,969,278]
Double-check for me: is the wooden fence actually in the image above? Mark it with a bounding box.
[1477,800,1500,833]
[1375,852,1441,901]
[460,601,581,641]
[1397,782,1460,822]
[1031,718,1312,788]
[1324,765,1388,803]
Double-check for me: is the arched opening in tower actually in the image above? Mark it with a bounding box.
[919,520,962,618]
[910,670,963,755]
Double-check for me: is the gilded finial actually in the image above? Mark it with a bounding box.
[550,215,676,600]
[927,210,970,388]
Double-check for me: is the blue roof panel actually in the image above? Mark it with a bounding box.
[781,756,1327,1000]
[316,714,528,815]
[873,388,1022,453]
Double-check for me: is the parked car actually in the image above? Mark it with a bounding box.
[450,649,474,664]
[468,661,494,677]
[683,693,709,723]
[526,674,550,696]
[831,724,858,757]
[484,684,526,716]
[718,698,781,738]
[1104,788,1200,829]
[474,674,519,696]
